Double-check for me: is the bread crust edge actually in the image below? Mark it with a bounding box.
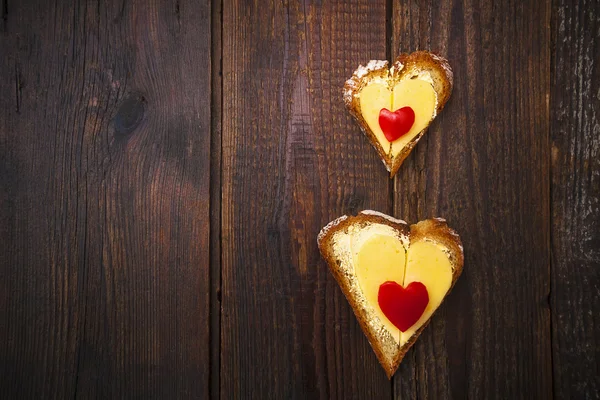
[344,51,453,178]
[317,211,464,378]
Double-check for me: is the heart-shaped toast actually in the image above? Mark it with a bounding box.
[317,210,463,378]
[344,52,453,177]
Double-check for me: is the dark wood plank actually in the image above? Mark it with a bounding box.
[210,0,223,399]
[0,0,212,398]
[391,0,553,398]
[391,2,445,397]
[550,0,600,397]
[220,0,392,397]
[209,0,223,399]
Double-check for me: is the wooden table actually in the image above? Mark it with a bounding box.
[1,0,598,398]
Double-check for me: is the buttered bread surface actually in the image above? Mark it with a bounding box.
[359,75,437,157]
[318,211,464,377]
[343,222,453,345]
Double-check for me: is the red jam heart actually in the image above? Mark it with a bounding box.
[379,107,416,142]
[378,281,429,332]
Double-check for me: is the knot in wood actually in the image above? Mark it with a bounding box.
[114,93,146,137]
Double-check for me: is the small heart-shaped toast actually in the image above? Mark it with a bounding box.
[344,51,453,177]
[317,210,463,378]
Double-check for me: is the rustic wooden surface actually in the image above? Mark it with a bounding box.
[0,0,598,399]
[220,1,392,398]
[0,0,213,398]
[551,0,600,398]
[391,0,554,398]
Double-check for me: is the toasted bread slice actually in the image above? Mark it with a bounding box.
[317,210,463,378]
[344,51,453,177]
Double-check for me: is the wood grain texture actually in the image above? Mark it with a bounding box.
[220,0,392,398]
[1,0,599,398]
[391,0,553,398]
[209,0,222,398]
[550,0,600,398]
[0,0,212,398]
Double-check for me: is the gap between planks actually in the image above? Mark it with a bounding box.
[209,0,223,399]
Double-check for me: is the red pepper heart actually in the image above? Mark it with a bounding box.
[378,281,429,332]
[379,107,415,142]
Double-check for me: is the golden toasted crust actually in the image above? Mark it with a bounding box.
[411,217,464,284]
[343,60,392,172]
[317,211,463,378]
[344,51,453,178]
[393,52,453,113]
[317,212,409,375]
[386,218,464,377]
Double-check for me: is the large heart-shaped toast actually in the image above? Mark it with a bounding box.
[317,210,463,378]
[344,52,453,177]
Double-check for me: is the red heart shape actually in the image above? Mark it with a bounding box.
[379,107,415,142]
[378,281,429,332]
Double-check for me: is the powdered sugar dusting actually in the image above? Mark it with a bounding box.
[343,87,354,106]
[317,215,348,244]
[360,210,407,225]
[390,62,404,75]
[356,60,388,78]
[344,59,389,106]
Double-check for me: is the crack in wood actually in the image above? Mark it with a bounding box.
[113,0,125,23]
[14,62,21,114]
[2,0,7,32]
[175,0,181,30]
[209,0,223,398]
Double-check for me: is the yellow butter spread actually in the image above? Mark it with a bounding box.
[359,77,436,157]
[353,228,452,346]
